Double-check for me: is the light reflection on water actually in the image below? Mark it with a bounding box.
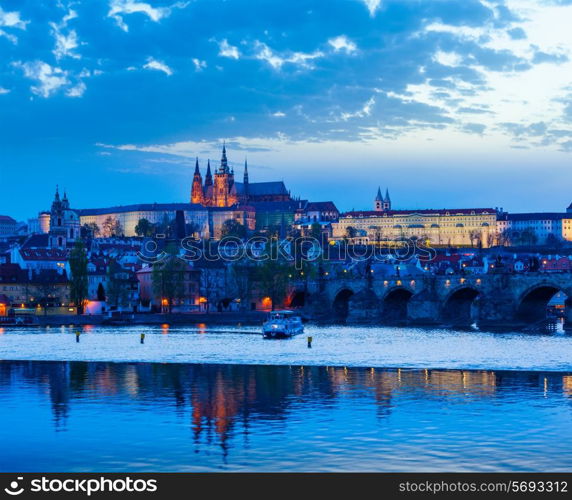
[0,361,571,472]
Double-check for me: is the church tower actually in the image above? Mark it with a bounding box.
[191,157,204,204]
[49,187,79,248]
[374,187,383,211]
[383,188,391,210]
[213,143,237,207]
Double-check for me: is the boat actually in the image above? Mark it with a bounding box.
[262,310,304,339]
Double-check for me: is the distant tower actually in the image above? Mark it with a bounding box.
[243,158,249,198]
[191,157,204,204]
[48,186,79,248]
[374,187,383,211]
[204,159,213,188]
[383,188,391,210]
[213,143,237,207]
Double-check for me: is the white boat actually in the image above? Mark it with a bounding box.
[262,310,304,339]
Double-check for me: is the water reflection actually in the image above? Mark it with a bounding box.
[0,361,571,471]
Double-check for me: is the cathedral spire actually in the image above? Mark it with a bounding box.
[220,141,229,173]
[194,157,200,175]
[243,157,249,185]
[205,159,213,187]
[55,185,60,202]
[375,186,382,201]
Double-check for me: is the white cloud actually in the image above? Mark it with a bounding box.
[433,50,463,67]
[253,41,323,70]
[143,57,173,76]
[108,0,188,31]
[272,111,286,117]
[0,87,10,95]
[328,35,357,54]
[362,0,381,17]
[0,6,29,43]
[66,81,86,97]
[14,61,70,98]
[192,58,207,71]
[341,96,376,121]
[217,39,240,59]
[51,23,81,59]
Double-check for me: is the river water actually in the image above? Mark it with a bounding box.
[1,325,571,472]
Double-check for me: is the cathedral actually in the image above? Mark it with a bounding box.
[191,144,292,207]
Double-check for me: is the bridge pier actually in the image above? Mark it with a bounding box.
[408,290,441,325]
[347,289,381,323]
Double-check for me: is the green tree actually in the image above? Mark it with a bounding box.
[106,259,130,308]
[96,282,106,301]
[69,240,88,314]
[102,216,124,237]
[152,245,186,313]
[221,219,246,239]
[134,218,155,237]
[82,222,100,238]
[255,242,291,310]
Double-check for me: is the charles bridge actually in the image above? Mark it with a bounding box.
[288,272,572,328]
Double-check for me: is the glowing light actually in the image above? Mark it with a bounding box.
[261,297,272,309]
[198,297,207,304]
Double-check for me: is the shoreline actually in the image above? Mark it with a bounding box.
[1,357,572,375]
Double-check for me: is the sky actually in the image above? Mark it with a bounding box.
[1,0,572,221]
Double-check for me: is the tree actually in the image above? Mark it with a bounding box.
[106,259,130,309]
[69,240,88,314]
[345,226,357,239]
[102,216,123,237]
[229,260,255,310]
[82,222,100,238]
[134,218,155,237]
[96,282,106,301]
[255,242,291,311]
[221,219,246,239]
[151,245,186,313]
[309,222,322,241]
[520,227,538,246]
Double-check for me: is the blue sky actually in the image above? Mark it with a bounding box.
[1,0,572,220]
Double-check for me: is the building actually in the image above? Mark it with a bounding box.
[191,145,292,207]
[496,212,572,245]
[78,203,255,239]
[333,189,496,247]
[0,215,17,236]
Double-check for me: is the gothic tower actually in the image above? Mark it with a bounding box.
[383,188,391,210]
[213,143,237,207]
[374,187,383,211]
[191,157,204,204]
[49,187,79,248]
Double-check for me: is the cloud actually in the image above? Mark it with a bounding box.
[13,61,70,98]
[192,58,207,71]
[361,0,381,17]
[328,35,357,54]
[253,41,323,70]
[272,111,286,117]
[340,96,375,121]
[0,87,10,95]
[143,58,173,75]
[51,24,81,59]
[108,0,188,31]
[66,81,86,97]
[0,6,29,43]
[216,39,240,59]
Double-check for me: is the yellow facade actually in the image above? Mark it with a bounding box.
[332,209,497,248]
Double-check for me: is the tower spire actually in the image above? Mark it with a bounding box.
[220,141,229,173]
[55,185,60,201]
[205,159,213,187]
[243,157,249,185]
[194,157,200,174]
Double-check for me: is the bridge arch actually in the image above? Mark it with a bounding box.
[333,287,355,322]
[441,286,480,325]
[381,287,414,323]
[516,283,567,323]
[288,290,307,308]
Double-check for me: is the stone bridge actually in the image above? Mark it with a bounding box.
[287,272,572,328]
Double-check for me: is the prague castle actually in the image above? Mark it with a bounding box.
[191,143,291,207]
